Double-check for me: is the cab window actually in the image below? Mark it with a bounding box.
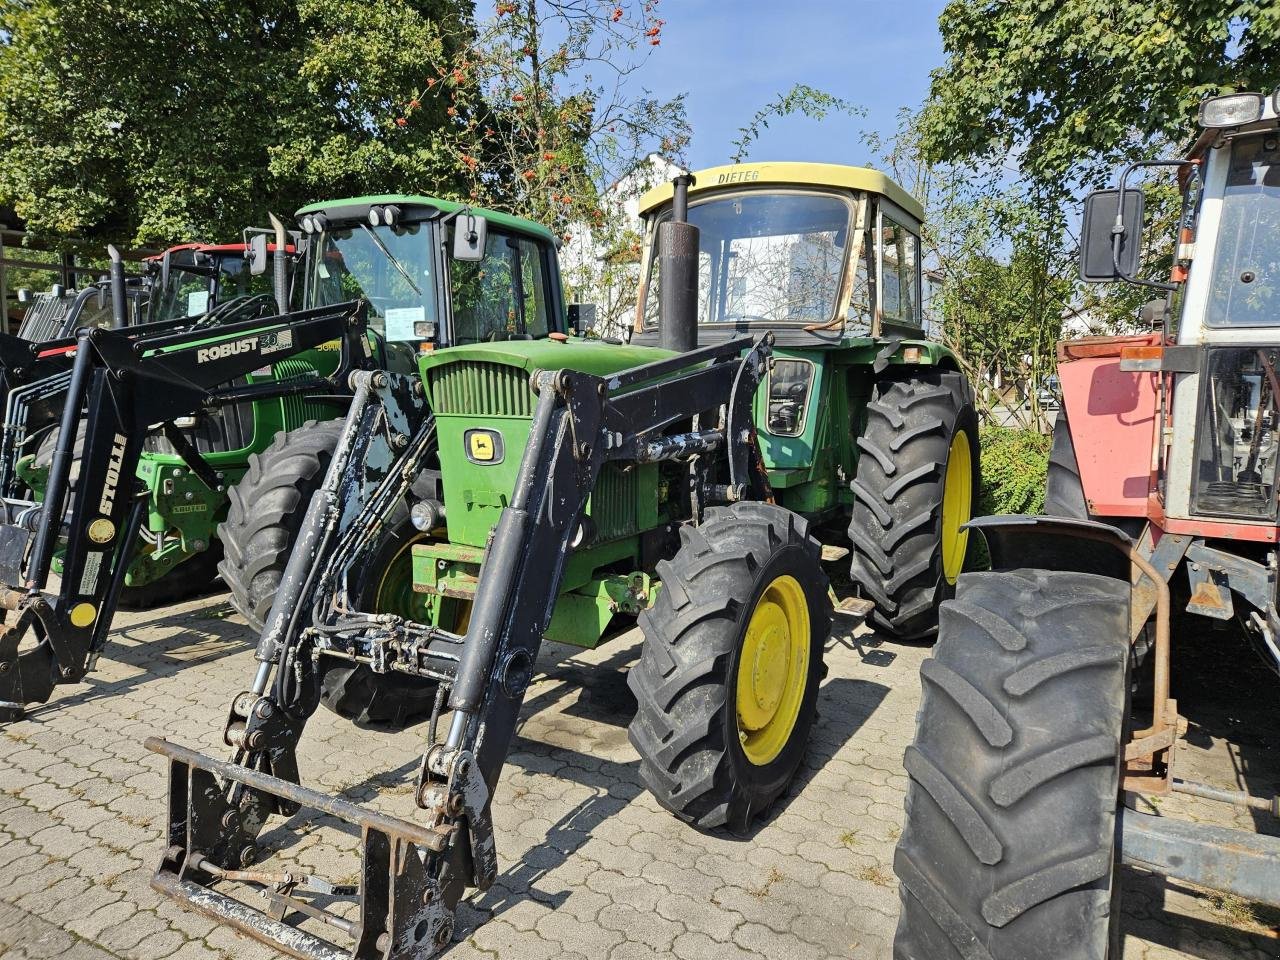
[879,214,921,325]
[1206,135,1280,327]
[451,231,552,342]
[643,192,853,327]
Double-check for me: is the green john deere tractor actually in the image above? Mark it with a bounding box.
[0,199,559,717]
[632,162,978,638]
[145,166,977,958]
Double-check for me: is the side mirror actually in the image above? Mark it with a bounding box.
[568,303,596,336]
[452,213,487,262]
[248,233,269,276]
[1080,188,1144,282]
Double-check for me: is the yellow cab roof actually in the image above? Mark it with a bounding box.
[638,161,925,225]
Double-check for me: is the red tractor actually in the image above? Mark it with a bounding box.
[893,92,1280,958]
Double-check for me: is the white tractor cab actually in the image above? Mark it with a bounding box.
[1134,96,1280,530]
[890,94,1280,960]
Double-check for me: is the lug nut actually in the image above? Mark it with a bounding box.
[435,920,453,947]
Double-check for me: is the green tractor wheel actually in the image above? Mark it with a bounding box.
[628,502,832,833]
[848,369,979,640]
[32,423,221,608]
[218,419,438,728]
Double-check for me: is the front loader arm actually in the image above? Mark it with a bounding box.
[145,333,774,960]
[0,301,370,719]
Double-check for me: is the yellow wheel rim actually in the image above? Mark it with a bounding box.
[374,535,473,631]
[941,429,974,585]
[735,574,810,766]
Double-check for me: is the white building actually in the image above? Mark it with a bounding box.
[560,153,685,337]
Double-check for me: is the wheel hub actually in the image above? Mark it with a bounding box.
[735,575,811,766]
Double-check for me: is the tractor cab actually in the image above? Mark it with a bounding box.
[629,165,976,617]
[144,240,290,324]
[1074,93,1280,535]
[634,162,927,345]
[295,195,566,350]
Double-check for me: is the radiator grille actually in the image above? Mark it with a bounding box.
[591,464,638,541]
[430,362,533,417]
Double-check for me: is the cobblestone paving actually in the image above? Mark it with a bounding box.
[0,592,1278,959]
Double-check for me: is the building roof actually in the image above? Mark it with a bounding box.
[638,161,924,223]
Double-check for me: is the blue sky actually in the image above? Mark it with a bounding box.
[640,0,951,169]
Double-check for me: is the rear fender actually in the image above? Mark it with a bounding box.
[967,514,1134,581]
[1057,334,1161,516]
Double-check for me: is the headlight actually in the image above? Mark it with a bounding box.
[766,359,815,437]
[1199,93,1263,129]
[368,207,382,226]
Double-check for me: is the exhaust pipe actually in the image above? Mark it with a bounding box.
[659,174,698,354]
[268,213,288,315]
[107,244,127,328]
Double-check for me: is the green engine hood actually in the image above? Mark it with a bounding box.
[418,337,675,383]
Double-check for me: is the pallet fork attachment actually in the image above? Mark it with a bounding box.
[0,301,371,719]
[147,334,774,959]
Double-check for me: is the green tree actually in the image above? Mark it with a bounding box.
[0,0,471,248]
[412,1,687,242]
[921,1,1280,193]
[402,1,686,321]
[860,108,1078,430]
[729,84,863,165]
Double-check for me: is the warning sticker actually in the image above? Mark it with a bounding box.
[79,551,103,596]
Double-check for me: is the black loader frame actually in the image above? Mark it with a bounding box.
[0,301,371,719]
[145,332,774,960]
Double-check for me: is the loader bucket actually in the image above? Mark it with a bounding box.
[147,737,468,960]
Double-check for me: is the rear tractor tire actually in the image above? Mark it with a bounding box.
[218,419,346,629]
[893,569,1129,959]
[849,369,979,640]
[628,502,833,833]
[218,419,437,728]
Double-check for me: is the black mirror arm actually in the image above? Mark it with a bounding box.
[1111,159,1192,294]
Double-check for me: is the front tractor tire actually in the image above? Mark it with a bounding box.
[218,419,437,728]
[628,502,833,833]
[893,570,1129,959]
[849,369,979,640]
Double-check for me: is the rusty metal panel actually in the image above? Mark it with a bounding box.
[1121,807,1280,909]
